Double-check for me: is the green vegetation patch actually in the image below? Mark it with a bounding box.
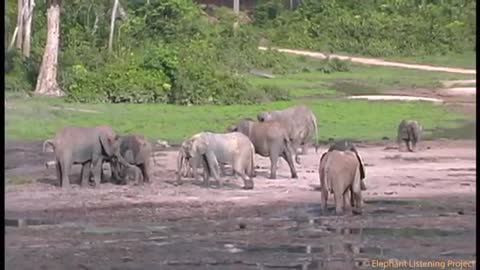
[6,96,468,143]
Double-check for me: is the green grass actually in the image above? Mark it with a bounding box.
[247,64,476,98]
[386,51,476,69]
[6,96,469,144]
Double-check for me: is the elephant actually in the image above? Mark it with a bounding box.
[177,139,230,179]
[228,118,298,179]
[397,120,422,152]
[176,132,255,189]
[320,140,367,191]
[110,135,153,185]
[257,105,319,162]
[42,126,131,188]
[318,150,363,215]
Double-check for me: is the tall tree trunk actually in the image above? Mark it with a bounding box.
[22,0,35,57]
[108,0,119,52]
[15,0,25,49]
[34,0,63,96]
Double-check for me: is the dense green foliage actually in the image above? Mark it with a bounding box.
[257,0,476,57]
[5,0,476,104]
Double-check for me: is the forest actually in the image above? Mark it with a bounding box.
[5,0,476,105]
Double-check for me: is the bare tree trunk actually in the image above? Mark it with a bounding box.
[15,0,25,49]
[233,0,239,14]
[108,0,119,52]
[34,0,64,96]
[22,0,35,57]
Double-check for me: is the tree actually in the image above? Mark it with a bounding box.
[108,0,119,52]
[22,0,35,57]
[34,0,64,96]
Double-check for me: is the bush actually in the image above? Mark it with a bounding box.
[5,49,39,92]
[64,56,171,104]
[262,0,476,56]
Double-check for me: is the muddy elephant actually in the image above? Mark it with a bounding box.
[397,120,422,152]
[257,105,319,162]
[320,140,367,191]
[176,132,255,189]
[177,137,230,179]
[318,150,363,215]
[110,135,153,185]
[228,118,298,179]
[42,126,131,188]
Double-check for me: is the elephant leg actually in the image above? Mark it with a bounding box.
[281,151,298,179]
[91,157,103,188]
[100,160,106,183]
[192,157,201,182]
[360,179,367,191]
[60,155,72,189]
[352,191,363,214]
[301,142,308,155]
[269,154,278,179]
[141,162,151,183]
[334,192,344,215]
[80,161,92,187]
[205,152,222,188]
[343,189,353,215]
[55,159,61,186]
[201,155,210,187]
[320,188,328,213]
[233,160,254,190]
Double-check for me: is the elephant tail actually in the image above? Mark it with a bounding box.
[42,139,55,152]
[311,114,319,153]
[352,163,362,193]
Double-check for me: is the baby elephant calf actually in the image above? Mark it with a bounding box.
[397,120,422,152]
[319,150,363,215]
[111,135,153,185]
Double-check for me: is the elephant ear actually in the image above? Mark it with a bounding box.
[355,152,366,179]
[192,135,209,156]
[99,132,116,157]
[319,151,328,164]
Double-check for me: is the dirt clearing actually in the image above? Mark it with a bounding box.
[5,139,476,269]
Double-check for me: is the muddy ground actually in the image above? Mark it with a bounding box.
[4,138,476,270]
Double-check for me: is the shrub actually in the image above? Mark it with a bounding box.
[64,57,171,104]
[5,49,39,92]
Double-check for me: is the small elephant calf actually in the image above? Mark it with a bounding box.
[111,135,153,185]
[397,120,422,152]
[319,150,363,215]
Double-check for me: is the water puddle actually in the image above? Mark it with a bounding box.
[5,218,59,227]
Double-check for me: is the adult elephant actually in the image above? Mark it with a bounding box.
[228,118,298,180]
[257,105,319,163]
[319,150,363,215]
[42,126,131,188]
[320,140,367,191]
[397,120,422,152]
[176,132,255,190]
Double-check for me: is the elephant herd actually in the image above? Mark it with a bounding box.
[42,104,423,215]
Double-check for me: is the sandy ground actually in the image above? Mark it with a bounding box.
[4,139,477,269]
[259,46,477,75]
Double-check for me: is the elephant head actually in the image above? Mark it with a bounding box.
[228,118,254,135]
[257,112,272,122]
[99,132,118,157]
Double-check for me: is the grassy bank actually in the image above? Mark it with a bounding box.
[6,95,468,144]
[249,63,476,98]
